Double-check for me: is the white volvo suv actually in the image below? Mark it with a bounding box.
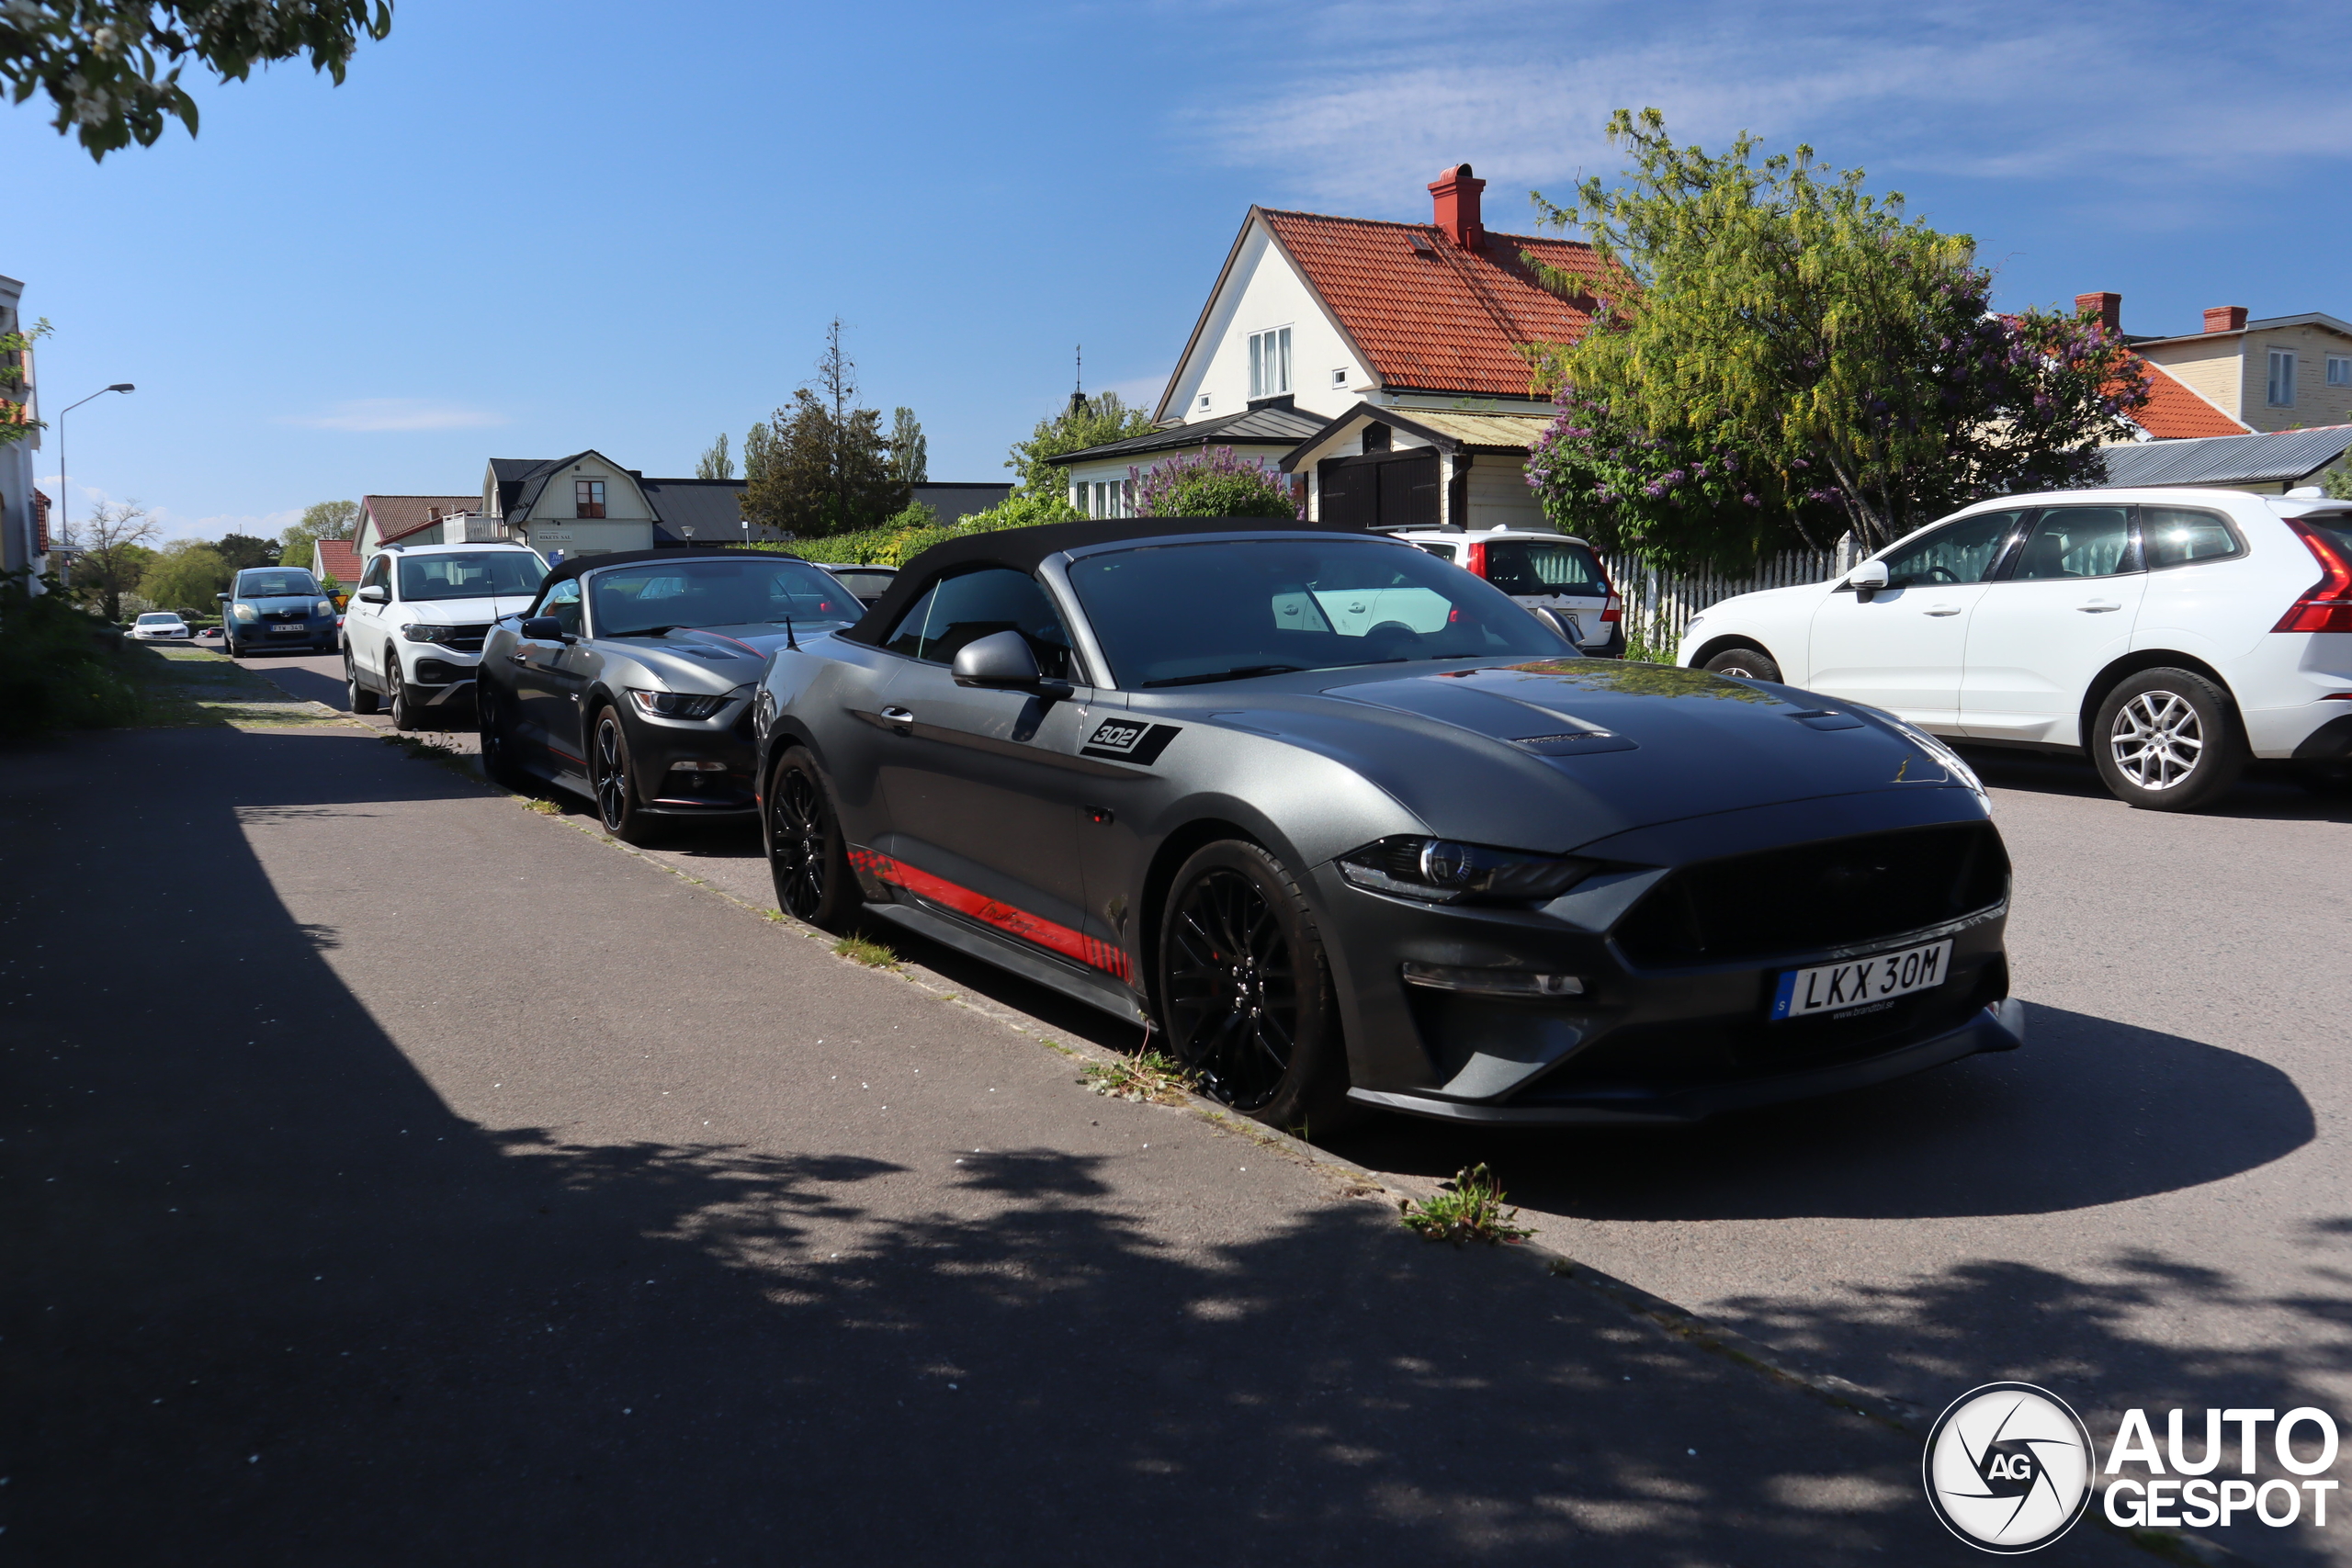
[343,540,548,731]
[1676,488,2352,810]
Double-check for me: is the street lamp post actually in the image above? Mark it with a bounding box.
[56,382,135,539]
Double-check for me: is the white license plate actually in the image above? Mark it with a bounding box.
[1770,939,1952,1021]
[267,625,306,635]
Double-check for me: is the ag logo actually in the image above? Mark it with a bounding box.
[1080,718,1181,765]
[1924,1382,2093,1553]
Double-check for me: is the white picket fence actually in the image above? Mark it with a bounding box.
[1599,538,1860,659]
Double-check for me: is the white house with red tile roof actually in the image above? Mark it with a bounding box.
[1054,164,1611,532]
[310,537,362,589]
[354,493,484,560]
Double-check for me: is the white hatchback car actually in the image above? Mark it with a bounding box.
[1677,488,2352,810]
[343,540,548,731]
[1393,526,1625,655]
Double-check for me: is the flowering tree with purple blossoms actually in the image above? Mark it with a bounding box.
[1520,109,2148,568]
[1129,446,1300,519]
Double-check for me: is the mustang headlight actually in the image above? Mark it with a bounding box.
[1337,836,1595,905]
[230,602,258,623]
[628,686,743,720]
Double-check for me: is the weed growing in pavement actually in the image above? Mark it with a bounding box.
[1399,1163,1533,1247]
[832,933,898,967]
[522,798,560,816]
[1080,1050,1196,1105]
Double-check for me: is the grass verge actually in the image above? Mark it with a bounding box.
[132,646,342,728]
[832,932,898,967]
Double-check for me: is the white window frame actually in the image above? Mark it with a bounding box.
[1248,326,1292,400]
[2267,348,2298,407]
[1331,367,1349,389]
[2328,355,2352,388]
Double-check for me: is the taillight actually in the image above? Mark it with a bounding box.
[1465,541,1487,579]
[2273,519,2352,633]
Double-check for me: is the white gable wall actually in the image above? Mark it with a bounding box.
[1162,221,1372,427]
[514,453,656,558]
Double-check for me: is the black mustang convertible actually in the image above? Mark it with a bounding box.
[753,519,2021,1129]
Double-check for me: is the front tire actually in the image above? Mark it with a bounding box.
[2092,668,2246,812]
[591,707,657,844]
[388,675,421,731]
[764,747,861,929]
[1157,839,1350,1131]
[345,649,379,715]
[1702,645,1782,682]
[478,682,528,791]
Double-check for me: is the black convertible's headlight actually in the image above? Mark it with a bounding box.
[628,688,728,719]
[1337,836,1595,904]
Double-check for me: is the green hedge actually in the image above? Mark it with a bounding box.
[0,572,143,739]
[752,492,1084,569]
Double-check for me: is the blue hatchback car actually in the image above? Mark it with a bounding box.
[218,566,338,656]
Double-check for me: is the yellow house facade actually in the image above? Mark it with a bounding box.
[2136,308,2352,434]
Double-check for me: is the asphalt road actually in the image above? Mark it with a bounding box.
[190,647,2352,1562]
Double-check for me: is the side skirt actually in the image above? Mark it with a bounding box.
[861,901,1149,1026]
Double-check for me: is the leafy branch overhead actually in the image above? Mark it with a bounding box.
[1,0,393,158]
[1521,109,2149,570]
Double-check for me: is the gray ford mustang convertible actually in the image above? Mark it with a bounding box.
[752,519,2021,1129]
[478,549,861,841]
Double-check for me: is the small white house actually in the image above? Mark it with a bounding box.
[1053,164,1611,531]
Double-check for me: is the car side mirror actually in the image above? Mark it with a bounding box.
[519,615,565,641]
[952,629,1069,694]
[215,592,231,602]
[1848,560,1889,600]
[356,584,389,604]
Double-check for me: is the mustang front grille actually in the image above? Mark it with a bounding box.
[1611,822,2008,968]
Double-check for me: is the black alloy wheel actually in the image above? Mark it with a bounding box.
[764,747,859,928]
[1703,645,1782,683]
[591,708,655,843]
[478,682,527,791]
[345,648,379,715]
[1158,840,1348,1130]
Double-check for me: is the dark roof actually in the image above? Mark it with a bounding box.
[837,516,1364,646]
[1046,400,1329,467]
[639,477,748,541]
[489,453,600,519]
[533,546,806,597]
[2095,425,2352,488]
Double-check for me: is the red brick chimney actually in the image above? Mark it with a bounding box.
[1430,163,1486,251]
[2075,292,2121,334]
[2203,306,2248,333]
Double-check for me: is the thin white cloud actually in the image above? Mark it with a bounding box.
[1101,372,1168,410]
[282,399,509,433]
[1186,1,2352,220]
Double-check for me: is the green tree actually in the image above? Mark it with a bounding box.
[275,499,357,581]
[742,421,777,487]
[1524,109,2148,563]
[1006,391,1155,497]
[696,433,735,480]
[1,318,51,446]
[888,407,927,485]
[140,539,229,611]
[212,533,277,571]
[1,0,393,160]
[2324,465,2352,502]
[64,501,158,621]
[741,322,908,537]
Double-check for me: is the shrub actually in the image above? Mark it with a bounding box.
[1131,446,1299,518]
[0,571,144,739]
[757,491,1084,569]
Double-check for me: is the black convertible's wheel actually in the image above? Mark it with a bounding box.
[764,747,860,929]
[591,708,657,844]
[478,682,528,791]
[1158,840,1350,1130]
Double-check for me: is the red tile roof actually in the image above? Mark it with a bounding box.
[362,494,480,546]
[1257,209,1614,398]
[313,538,362,584]
[2128,358,2247,440]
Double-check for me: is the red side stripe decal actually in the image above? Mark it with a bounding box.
[850,848,1133,983]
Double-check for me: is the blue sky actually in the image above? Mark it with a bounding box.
[7,0,2347,542]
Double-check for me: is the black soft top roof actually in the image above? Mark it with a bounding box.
[838,516,1363,646]
[532,547,809,597]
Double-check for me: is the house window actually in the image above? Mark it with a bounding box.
[575,479,606,518]
[2267,349,2297,407]
[1331,367,1349,389]
[2329,355,2352,388]
[1248,326,1292,400]
[1195,393,1210,412]
[1082,480,1129,519]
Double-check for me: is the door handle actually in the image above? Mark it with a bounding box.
[1923,604,1963,616]
[508,652,529,665]
[880,705,914,732]
[2076,600,2122,613]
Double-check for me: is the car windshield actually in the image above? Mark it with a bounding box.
[236,570,319,600]
[397,551,546,603]
[1067,536,1569,688]
[589,557,855,637]
[136,614,179,625]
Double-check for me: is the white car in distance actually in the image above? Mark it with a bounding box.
[1676,487,2352,810]
[1392,526,1625,655]
[129,612,191,641]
